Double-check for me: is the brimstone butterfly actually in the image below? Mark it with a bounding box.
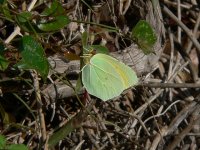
[82,53,138,101]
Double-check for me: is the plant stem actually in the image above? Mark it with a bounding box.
[71,19,119,31]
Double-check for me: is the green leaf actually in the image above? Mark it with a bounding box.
[41,1,64,17]
[0,44,4,50]
[82,54,138,101]
[131,20,157,55]
[0,0,4,4]
[16,11,32,23]
[37,16,70,31]
[0,44,7,70]
[7,144,28,150]
[0,43,5,53]
[90,45,109,54]
[17,22,37,33]
[15,12,36,32]
[0,55,9,71]
[0,2,13,22]
[16,36,49,80]
[0,134,6,148]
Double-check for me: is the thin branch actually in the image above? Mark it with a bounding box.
[166,107,200,149]
[186,12,200,53]
[30,70,47,146]
[139,82,200,88]
[163,5,200,53]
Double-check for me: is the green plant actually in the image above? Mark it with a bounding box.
[0,134,28,150]
[0,0,157,148]
[15,35,49,81]
[131,20,157,54]
[80,20,158,101]
[0,1,156,90]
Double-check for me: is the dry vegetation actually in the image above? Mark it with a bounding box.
[0,0,200,149]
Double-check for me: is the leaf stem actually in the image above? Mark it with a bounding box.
[70,19,119,31]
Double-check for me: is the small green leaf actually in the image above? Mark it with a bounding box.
[16,36,49,80]
[41,1,64,17]
[90,45,109,54]
[16,11,32,23]
[131,20,157,55]
[17,22,37,33]
[15,12,35,32]
[0,55,9,71]
[0,0,5,4]
[0,2,13,22]
[38,16,70,31]
[0,134,6,148]
[7,144,28,150]
[0,43,5,51]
